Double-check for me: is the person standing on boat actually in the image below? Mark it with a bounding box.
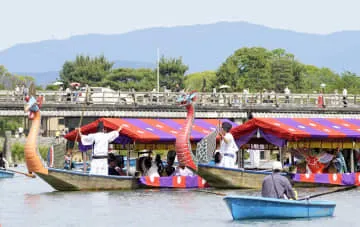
[78,122,123,175]
[261,161,296,200]
[218,122,238,168]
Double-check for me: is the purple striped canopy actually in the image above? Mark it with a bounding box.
[66,118,237,144]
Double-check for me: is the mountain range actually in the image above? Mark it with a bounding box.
[1,21,360,85]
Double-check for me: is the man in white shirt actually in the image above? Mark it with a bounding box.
[173,165,195,176]
[284,86,290,103]
[218,122,239,168]
[79,122,123,175]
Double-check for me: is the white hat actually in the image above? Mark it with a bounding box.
[272,161,282,170]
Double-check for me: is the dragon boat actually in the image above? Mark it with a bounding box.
[192,117,360,189]
[24,91,235,191]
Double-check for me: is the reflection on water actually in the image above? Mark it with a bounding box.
[0,168,359,227]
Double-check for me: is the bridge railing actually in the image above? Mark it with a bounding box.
[0,90,358,108]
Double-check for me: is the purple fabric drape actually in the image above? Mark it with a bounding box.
[78,134,133,152]
[259,129,286,147]
[234,129,257,148]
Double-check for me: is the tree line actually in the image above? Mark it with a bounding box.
[1,47,360,94]
[0,65,34,90]
[56,48,360,94]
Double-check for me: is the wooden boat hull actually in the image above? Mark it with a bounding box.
[36,168,139,191]
[197,164,271,189]
[224,195,336,220]
[36,168,208,191]
[0,169,14,178]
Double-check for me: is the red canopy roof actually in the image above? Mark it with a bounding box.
[231,118,360,141]
[65,118,237,143]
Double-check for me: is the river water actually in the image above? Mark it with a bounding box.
[0,167,359,227]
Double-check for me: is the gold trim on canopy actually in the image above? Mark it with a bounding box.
[287,140,355,149]
[114,143,197,151]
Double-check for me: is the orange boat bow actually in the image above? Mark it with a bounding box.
[24,111,48,175]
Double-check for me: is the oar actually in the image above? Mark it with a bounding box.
[196,189,227,196]
[196,188,255,196]
[298,185,356,201]
[0,168,36,178]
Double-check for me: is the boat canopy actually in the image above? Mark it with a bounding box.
[65,117,237,145]
[231,118,360,148]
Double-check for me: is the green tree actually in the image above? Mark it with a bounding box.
[291,61,306,92]
[59,55,113,87]
[270,49,295,92]
[39,146,50,161]
[45,84,60,91]
[0,117,23,136]
[340,71,360,94]
[11,142,24,162]
[159,56,188,90]
[0,65,35,90]
[216,47,272,92]
[102,68,156,91]
[302,65,341,93]
[184,71,216,92]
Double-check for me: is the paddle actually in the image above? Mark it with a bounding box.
[298,185,356,201]
[196,188,255,196]
[196,189,227,196]
[0,168,36,178]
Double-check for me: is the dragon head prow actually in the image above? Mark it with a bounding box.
[176,90,197,106]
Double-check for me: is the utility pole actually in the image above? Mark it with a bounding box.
[157,48,160,92]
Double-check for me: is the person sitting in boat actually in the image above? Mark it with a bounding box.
[155,154,164,176]
[261,161,296,200]
[214,150,222,166]
[143,156,160,177]
[164,150,176,176]
[108,153,125,176]
[173,164,195,176]
[64,151,72,170]
[333,150,348,173]
[218,122,238,168]
[79,122,123,176]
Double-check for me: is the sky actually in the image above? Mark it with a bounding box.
[1,0,359,51]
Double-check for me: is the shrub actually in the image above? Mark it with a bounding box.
[39,146,50,161]
[11,142,24,162]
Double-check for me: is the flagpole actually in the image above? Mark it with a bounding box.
[157,48,160,92]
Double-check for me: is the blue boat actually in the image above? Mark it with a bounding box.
[223,195,336,220]
[0,169,15,178]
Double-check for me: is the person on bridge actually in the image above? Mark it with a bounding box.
[218,122,238,168]
[79,122,123,175]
